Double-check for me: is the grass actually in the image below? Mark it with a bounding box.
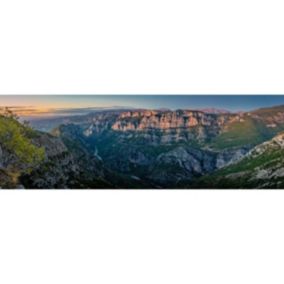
[209,116,281,150]
[189,146,284,188]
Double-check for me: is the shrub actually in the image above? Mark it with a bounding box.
[0,113,45,172]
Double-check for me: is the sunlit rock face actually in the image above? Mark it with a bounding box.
[79,110,240,146]
[6,104,284,189]
[50,109,256,188]
[111,110,233,131]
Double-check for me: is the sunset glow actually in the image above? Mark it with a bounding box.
[1,95,284,117]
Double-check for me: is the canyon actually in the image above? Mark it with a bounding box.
[2,105,284,188]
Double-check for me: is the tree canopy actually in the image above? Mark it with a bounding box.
[0,110,45,172]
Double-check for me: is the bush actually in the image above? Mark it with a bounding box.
[0,113,45,172]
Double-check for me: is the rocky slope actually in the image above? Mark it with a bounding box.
[0,114,116,189]
[54,110,254,187]
[191,132,284,189]
[3,104,284,189]
[52,106,284,187]
[74,107,284,147]
[82,109,237,144]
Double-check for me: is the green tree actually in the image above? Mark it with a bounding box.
[0,111,45,173]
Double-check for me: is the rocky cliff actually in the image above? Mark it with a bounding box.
[3,105,284,189]
[0,114,114,189]
[79,109,247,147]
[55,109,255,187]
[191,132,284,189]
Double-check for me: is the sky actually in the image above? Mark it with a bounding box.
[1,95,284,117]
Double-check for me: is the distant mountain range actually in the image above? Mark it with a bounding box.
[198,108,231,114]
[2,104,284,188]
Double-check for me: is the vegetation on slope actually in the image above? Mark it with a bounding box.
[0,110,45,187]
[191,140,284,189]
[209,115,283,150]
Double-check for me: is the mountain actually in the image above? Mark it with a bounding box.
[0,113,143,188]
[53,106,284,188]
[3,104,284,189]
[199,108,231,114]
[192,132,284,189]
[0,118,99,189]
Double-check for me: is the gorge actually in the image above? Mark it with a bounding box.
[2,105,284,188]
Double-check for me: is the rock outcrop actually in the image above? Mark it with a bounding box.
[192,132,284,189]
[4,105,284,189]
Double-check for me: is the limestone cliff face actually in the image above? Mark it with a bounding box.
[195,132,284,189]
[33,133,69,158]
[111,110,235,131]
[145,146,249,186]
[44,106,284,138]
[4,105,284,189]
[247,132,284,157]
[22,128,111,189]
[80,110,243,145]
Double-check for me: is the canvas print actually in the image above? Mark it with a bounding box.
[1,95,284,189]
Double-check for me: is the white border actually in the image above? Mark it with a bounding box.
[1,0,284,283]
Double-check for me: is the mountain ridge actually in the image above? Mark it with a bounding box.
[190,132,284,189]
[2,104,284,188]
